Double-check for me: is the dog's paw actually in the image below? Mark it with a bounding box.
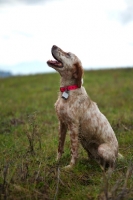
[63,164,73,170]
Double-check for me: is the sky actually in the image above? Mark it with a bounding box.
[0,0,133,75]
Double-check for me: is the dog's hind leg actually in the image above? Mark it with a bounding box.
[98,143,117,170]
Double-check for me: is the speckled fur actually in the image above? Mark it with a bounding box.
[47,45,118,170]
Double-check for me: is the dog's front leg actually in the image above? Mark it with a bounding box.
[56,121,67,161]
[64,123,79,169]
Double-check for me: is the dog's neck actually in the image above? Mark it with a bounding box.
[60,76,83,87]
[60,78,77,87]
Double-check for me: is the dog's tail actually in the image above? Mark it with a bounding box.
[118,152,124,160]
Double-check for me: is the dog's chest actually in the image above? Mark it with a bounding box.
[55,98,75,122]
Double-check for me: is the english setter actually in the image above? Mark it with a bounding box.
[47,45,119,170]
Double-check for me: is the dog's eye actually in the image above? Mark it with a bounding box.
[67,52,71,57]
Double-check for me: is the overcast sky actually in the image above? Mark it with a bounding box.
[0,0,133,75]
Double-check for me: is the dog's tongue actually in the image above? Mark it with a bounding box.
[47,60,62,67]
[49,60,58,64]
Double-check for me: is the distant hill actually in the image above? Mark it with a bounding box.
[0,70,12,78]
[0,61,53,76]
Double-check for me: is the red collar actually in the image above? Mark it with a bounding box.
[60,85,79,92]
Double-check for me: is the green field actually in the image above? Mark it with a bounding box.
[0,68,133,200]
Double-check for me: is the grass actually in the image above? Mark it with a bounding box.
[0,68,133,200]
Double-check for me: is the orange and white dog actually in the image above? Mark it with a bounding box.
[47,45,120,170]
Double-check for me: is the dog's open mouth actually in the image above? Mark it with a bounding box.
[47,53,63,68]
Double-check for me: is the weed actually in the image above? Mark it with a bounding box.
[99,164,133,200]
[25,112,42,155]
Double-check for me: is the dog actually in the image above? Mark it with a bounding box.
[47,45,119,170]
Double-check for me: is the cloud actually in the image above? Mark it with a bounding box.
[0,0,133,75]
[0,0,54,5]
[119,0,133,24]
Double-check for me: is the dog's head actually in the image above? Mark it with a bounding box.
[47,45,83,87]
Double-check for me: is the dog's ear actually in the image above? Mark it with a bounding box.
[73,62,83,88]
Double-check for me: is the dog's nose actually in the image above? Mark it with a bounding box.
[52,45,58,49]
